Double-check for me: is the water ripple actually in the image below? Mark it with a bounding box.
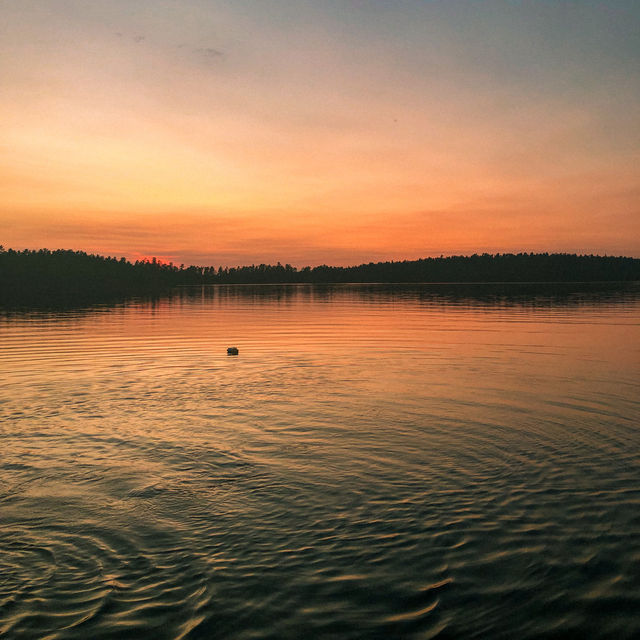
[1,285,639,639]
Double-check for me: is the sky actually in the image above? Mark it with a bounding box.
[2,0,639,267]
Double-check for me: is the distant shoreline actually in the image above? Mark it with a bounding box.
[1,247,639,307]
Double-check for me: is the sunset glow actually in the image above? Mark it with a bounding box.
[2,1,639,266]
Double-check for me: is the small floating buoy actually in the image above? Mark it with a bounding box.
[227,347,239,355]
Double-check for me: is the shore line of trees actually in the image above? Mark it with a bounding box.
[1,246,639,305]
[211,253,640,284]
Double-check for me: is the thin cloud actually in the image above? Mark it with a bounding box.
[195,46,225,61]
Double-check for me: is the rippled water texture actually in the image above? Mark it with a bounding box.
[1,284,640,639]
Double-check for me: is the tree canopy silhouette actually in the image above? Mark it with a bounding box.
[1,246,638,306]
[211,253,640,284]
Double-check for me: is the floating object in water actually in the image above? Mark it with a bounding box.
[227,347,239,355]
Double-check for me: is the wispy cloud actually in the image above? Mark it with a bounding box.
[196,47,224,59]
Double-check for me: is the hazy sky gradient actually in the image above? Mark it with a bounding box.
[2,1,639,266]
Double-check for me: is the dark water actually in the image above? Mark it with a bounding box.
[1,284,639,639]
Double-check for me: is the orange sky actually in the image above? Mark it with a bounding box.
[2,1,639,266]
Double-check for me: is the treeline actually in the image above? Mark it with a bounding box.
[212,253,640,284]
[1,246,639,305]
[0,247,199,304]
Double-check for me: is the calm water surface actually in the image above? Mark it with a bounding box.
[1,284,639,639]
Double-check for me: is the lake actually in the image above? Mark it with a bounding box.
[1,283,639,639]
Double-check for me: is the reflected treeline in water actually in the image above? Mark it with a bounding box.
[1,247,639,309]
[172,281,640,309]
[3,281,640,317]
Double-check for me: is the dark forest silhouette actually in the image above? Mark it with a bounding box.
[1,245,639,305]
